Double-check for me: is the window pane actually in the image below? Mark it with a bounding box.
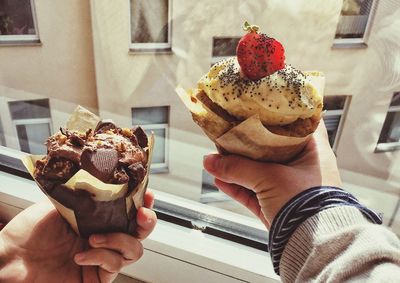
[389,92,400,107]
[130,0,168,44]
[0,0,36,35]
[0,114,5,146]
[335,0,374,39]
[9,99,51,120]
[378,112,400,144]
[145,128,165,164]
[323,95,347,111]
[212,37,241,57]
[323,115,342,147]
[16,123,50,154]
[201,169,217,194]
[132,106,168,125]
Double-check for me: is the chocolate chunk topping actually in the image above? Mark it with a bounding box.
[132,127,148,148]
[112,166,130,184]
[127,162,146,189]
[81,148,119,183]
[95,119,117,133]
[42,157,78,181]
[69,133,85,147]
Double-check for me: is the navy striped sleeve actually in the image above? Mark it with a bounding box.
[268,186,382,275]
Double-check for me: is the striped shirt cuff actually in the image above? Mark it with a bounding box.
[268,186,382,275]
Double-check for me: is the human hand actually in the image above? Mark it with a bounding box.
[0,191,157,283]
[204,121,341,228]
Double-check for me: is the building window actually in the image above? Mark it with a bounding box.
[333,0,378,47]
[8,99,51,154]
[200,169,231,204]
[323,95,351,152]
[0,114,5,146]
[211,37,240,65]
[0,0,40,44]
[132,106,169,172]
[130,0,171,52]
[376,92,400,152]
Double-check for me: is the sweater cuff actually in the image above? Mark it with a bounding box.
[279,206,372,282]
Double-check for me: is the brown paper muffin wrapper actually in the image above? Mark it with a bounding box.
[176,87,316,162]
[21,106,154,238]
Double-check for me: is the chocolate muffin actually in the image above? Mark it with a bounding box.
[34,121,149,194]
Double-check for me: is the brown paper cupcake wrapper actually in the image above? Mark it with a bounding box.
[176,86,321,162]
[21,106,154,238]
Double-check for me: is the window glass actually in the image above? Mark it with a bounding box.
[132,106,168,169]
[323,96,347,111]
[150,128,166,164]
[335,0,375,39]
[389,92,400,107]
[212,37,241,57]
[324,115,342,148]
[0,0,36,36]
[130,0,169,44]
[0,114,5,146]
[16,123,50,154]
[9,99,51,120]
[132,106,168,125]
[378,112,400,144]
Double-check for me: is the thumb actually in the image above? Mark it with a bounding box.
[203,154,277,192]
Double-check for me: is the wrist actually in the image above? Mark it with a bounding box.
[268,186,382,275]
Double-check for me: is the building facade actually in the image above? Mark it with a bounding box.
[0,0,399,207]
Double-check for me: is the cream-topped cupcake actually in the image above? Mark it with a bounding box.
[198,57,323,126]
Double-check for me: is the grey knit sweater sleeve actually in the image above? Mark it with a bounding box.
[280,206,400,282]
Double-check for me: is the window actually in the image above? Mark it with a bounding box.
[376,92,400,152]
[200,169,231,204]
[130,0,171,52]
[323,95,351,152]
[0,0,39,43]
[0,114,5,146]
[333,0,378,47]
[8,99,51,154]
[211,37,240,65]
[132,106,169,171]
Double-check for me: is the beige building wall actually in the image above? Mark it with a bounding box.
[0,0,97,146]
[0,0,397,200]
[90,0,400,200]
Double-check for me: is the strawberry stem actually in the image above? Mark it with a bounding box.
[242,21,259,33]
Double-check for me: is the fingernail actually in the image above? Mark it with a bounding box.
[91,234,106,244]
[203,154,220,172]
[75,253,85,262]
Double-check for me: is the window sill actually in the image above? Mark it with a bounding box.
[128,47,173,55]
[375,142,400,153]
[0,39,42,47]
[0,170,279,283]
[331,38,368,49]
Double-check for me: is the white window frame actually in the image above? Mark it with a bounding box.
[376,105,400,152]
[129,0,172,52]
[324,96,351,153]
[141,123,169,172]
[332,0,378,48]
[0,0,40,44]
[11,118,52,154]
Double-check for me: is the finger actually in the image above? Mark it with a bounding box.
[215,179,269,227]
[204,154,278,191]
[135,207,157,240]
[88,233,144,261]
[74,248,134,273]
[144,190,155,209]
